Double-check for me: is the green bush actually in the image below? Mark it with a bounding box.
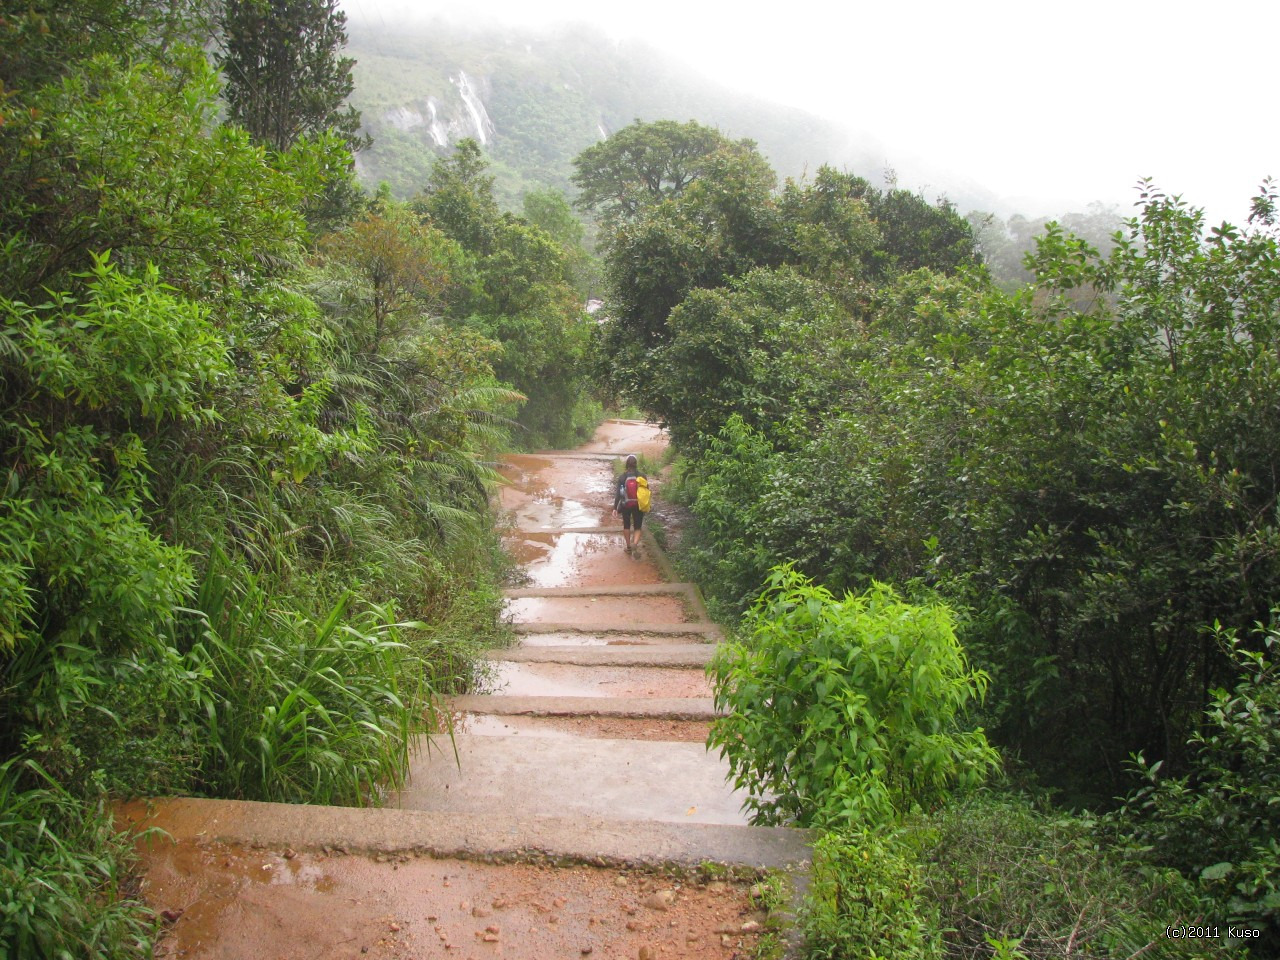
[708,566,1000,828]
[803,829,940,960]
[181,560,427,805]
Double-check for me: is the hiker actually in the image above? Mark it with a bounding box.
[611,453,650,552]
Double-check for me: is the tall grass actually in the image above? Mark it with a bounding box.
[0,759,154,960]
[181,557,430,805]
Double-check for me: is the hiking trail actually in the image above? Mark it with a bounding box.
[120,420,811,959]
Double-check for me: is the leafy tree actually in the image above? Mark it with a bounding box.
[216,0,366,153]
[0,0,214,93]
[647,267,849,450]
[1124,619,1280,946]
[571,119,749,227]
[414,139,502,255]
[414,142,599,447]
[522,188,599,296]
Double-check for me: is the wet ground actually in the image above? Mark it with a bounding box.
[123,420,808,959]
[136,838,770,960]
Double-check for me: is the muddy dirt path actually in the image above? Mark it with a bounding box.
[120,420,809,959]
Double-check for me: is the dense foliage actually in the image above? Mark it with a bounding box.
[584,120,1280,952]
[0,5,607,955]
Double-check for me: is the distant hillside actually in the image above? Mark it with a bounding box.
[345,18,897,209]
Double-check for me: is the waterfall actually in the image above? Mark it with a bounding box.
[425,99,448,148]
[452,72,495,146]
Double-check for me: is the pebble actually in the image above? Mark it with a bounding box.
[471,906,491,918]
[388,922,401,933]
[581,948,593,956]
[741,920,762,933]
[638,948,653,960]
[642,890,675,911]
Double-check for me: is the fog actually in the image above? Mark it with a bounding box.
[341,0,1277,225]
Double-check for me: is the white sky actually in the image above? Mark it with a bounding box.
[342,0,1276,225]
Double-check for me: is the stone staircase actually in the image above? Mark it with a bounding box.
[388,437,811,872]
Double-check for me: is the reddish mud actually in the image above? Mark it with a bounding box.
[137,839,767,960]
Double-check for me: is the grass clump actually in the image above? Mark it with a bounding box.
[0,759,154,960]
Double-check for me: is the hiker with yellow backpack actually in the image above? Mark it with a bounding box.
[611,453,651,553]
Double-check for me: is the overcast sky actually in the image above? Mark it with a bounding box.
[341,0,1276,225]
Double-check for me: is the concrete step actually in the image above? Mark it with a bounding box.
[118,797,813,872]
[396,734,746,827]
[451,694,720,720]
[485,644,715,667]
[515,622,722,642]
[455,713,713,744]
[505,593,698,628]
[503,583,704,599]
[480,661,712,699]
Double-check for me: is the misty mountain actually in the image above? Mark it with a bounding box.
[344,17,986,211]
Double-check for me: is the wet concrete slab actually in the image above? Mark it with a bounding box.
[503,530,666,588]
[505,592,693,626]
[118,797,813,871]
[516,630,712,647]
[488,644,714,665]
[497,453,616,531]
[515,623,721,644]
[482,661,713,699]
[455,713,714,743]
[449,695,719,720]
[394,735,751,826]
[577,419,669,461]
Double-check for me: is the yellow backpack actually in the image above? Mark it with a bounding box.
[636,475,651,512]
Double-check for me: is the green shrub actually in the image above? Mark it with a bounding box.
[803,828,940,960]
[912,792,1232,959]
[1123,619,1280,950]
[0,759,154,960]
[708,566,1000,828]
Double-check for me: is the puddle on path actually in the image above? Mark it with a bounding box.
[505,593,692,626]
[481,661,713,699]
[497,454,615,531]
[504,531,665,588]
